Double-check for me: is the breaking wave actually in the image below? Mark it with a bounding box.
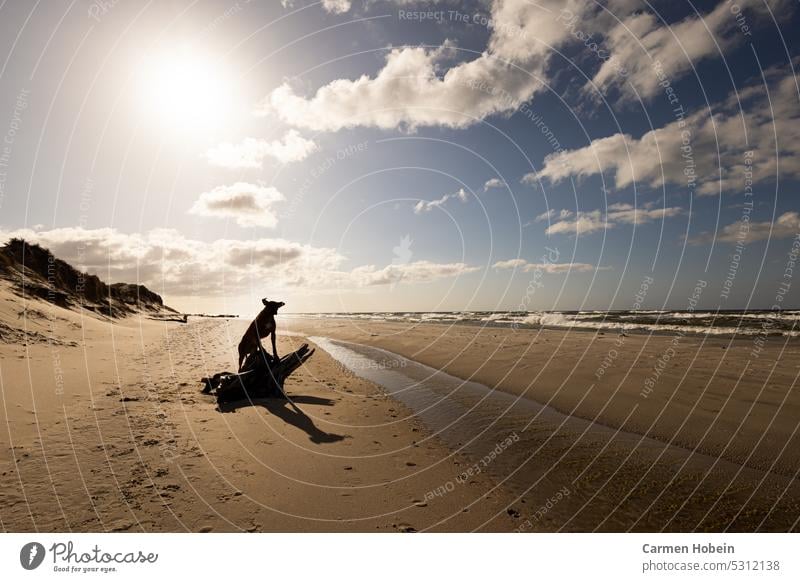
[290,310,800,337]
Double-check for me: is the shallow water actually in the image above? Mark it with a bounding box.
[309,336,789,482]
[310,336,800,530]
[309,336,621,494]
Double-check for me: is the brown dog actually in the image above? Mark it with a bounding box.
[238,299,285,371]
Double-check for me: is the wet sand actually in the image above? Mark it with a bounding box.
[284,316,800,532]
[3,282,799,532]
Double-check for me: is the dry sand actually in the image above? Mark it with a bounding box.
[0,283,517,532]
[3,280,799,532]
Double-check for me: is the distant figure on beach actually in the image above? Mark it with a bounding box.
[238,298,285,371]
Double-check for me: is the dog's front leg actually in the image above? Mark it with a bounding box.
[271,330,279,361]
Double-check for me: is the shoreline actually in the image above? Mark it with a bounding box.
[284,316,800,531]
[283,316,800,473]
[282,314,800,341]
[3,287,799,532]
[313,335,779,472]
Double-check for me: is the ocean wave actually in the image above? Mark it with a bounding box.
[289,310,800,337]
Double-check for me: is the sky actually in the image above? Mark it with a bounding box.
[0,0,797,315]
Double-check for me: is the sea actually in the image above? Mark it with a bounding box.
[290,310,800,337]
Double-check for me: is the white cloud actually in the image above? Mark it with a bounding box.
[492,258,602,273]
[273,1,792,131]
[205,130,317,169]
[531,262,601,273]
[483,178,506,191]
[689,211,800,245]
[532,70,800,196]
[260,0,587,131]
[352,260,479,286]
[590,1,752,99]
[535,208,574,222]
[543,203,683,236]
[606,202,684,224]
[492,258,527,270]
[546,210,607,236]
[0,227,480,298]
[322,0,351,13]
[190,183,284,228]
[414,187,469,214]
[261,45,540,131]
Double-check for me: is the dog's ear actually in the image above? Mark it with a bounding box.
[261,298,268,306]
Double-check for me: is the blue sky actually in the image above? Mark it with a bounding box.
[0,0,798,314]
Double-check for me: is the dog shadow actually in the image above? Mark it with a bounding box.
[218,395,347,444]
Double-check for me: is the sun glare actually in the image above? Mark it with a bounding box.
[139,47,233,133]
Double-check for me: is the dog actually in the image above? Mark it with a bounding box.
[238,298,285,371]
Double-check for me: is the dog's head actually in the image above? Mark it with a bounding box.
[261,298,285,314]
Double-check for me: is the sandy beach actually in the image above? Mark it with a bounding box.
[3,273,800,532]
[0,283,519,532]
[282,316,800,532]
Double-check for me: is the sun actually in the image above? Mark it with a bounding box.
[138,47,234,133]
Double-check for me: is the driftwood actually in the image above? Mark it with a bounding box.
[201,342,315,404]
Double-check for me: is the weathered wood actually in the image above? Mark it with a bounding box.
[201,343,315,404]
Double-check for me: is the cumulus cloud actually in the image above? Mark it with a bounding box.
[260,45,539,131]
[545,210,607,236]
[205,130,317,169]
[492,258,602,273]
[689,211,800,245]
[190,183,284,228]
[260,0,587,130]
[266,0,790,132]
[352,260,479,286]
[535,208,574,222]
[483,178,506,191]
[0,227,480,297]
[605,202,684,224]
[544,203,683,236]
[492,258,527,270]
[414,188,469,214]
[588,0,773,100]
[322,0,351,13]
[274,1,792,131]
[532,70,800,196]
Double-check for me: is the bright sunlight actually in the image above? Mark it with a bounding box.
[138,46,234,133]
